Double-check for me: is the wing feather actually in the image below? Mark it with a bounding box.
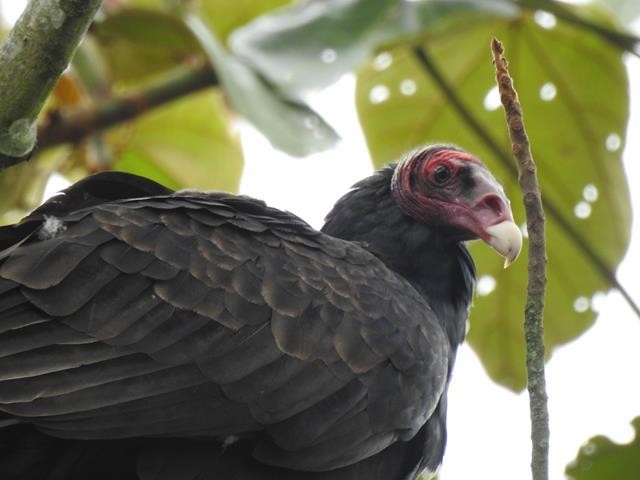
[0,343,125,379]
[1,364,205,417]
[0,184,451,472]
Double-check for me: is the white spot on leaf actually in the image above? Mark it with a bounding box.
[477,275,497,296]
[369,85,390,104]
[582,184,598,203]
[303,116,319,129]
[591,291,606,313]
[483,86,501,111]
[573,296,590,313]
[583,442,597,455]
[534,10,557,29]
[373,52,392,71]
[320,48,337,64]
[399,79,417,96]
[574,201,591,219]
[539,82,557,101]
[605,133,621,152]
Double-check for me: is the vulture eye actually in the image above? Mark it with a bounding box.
[433,165,451,185]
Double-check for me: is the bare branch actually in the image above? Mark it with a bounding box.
[38,60,218,149]
[491,37,549,480]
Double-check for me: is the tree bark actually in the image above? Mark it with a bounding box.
[0,0,103,169]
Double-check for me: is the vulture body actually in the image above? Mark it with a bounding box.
[0,146,520,479]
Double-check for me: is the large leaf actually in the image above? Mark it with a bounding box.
[122,0,291,40]
[356,7,631,390]
[92,9,201,84]
[199,0,291,41]
[185,14,339,157]
[566,417,640,479]
[109,88,243,191]
[230,0,517,97]
[94,0,291,85]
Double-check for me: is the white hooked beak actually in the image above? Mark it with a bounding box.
[485,221,523,268]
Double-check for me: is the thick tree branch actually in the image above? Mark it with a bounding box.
[0,0,102,170]
[492,37,549,480]
[412,45,640,319]
[38,61,219,149]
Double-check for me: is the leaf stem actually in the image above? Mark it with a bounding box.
[37,60,218,149]
[516,0,640,57]
[0,0,103,170]
[491,36,549,480]
[412,45,640,319]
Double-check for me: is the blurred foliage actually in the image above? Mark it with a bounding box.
[229,0,518,97]
[93,9,202,84]
[109,88,243,191]
[597,0,640,25]
[121,0,291,40]
[356,3,630,390]
[566,417,640,479]
[0,0,636,396]
[185,14,339,156]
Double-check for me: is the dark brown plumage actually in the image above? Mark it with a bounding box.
[0,145,520,479]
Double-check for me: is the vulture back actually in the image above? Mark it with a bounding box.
[0,171,475,480]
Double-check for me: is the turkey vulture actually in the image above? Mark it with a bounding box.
[0,145,521,479]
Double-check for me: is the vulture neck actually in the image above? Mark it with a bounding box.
[321,165,475,348]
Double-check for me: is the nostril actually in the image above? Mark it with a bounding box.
[478,194,504,217]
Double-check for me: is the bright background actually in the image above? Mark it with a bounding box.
[1,1,639,479]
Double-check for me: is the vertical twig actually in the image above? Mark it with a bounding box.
[491,38,549,480]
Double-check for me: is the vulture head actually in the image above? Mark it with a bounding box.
[391,145,522,266]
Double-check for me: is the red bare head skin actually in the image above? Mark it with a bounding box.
[391,145,521,265]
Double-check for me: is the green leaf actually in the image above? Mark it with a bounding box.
[230,0,395,95]
[356,7,631,390]
[93,8,201,84]
[566,418,640,479]
[230,0,518,96]
[120,0,291,40]
[519,0,639,54]
[184,14,339,157]
[585,0,640,27]
[199,0,291,41]
[110,89,243,192]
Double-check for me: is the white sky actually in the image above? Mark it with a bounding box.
[3,1,640,479]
